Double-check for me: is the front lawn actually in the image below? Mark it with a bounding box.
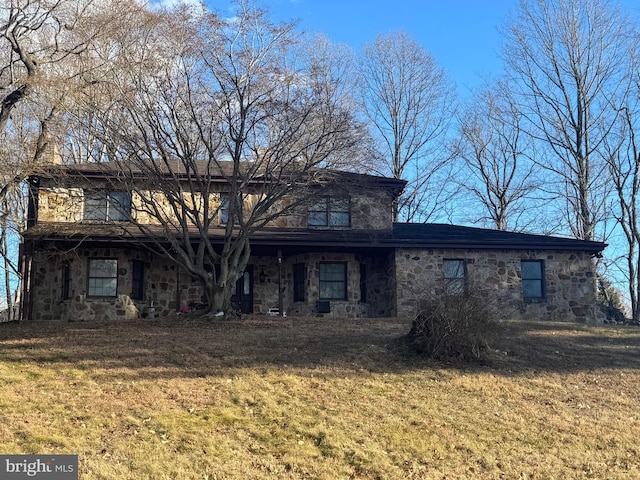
[0,316,639,479]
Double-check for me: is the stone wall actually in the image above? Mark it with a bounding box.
[36,186,394,231]
[284,253,367,318]
[29,247,153,321]
[27,243,600,323]
[27,247,393,321]
[246,252,392,318]
[394,248,600,323]
[37,188,84,222]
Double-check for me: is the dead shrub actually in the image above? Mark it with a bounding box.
[408,288,503,360]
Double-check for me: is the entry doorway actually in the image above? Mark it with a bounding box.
[231,265,253,313]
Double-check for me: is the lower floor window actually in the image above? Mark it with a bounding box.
[319,262,347,300]
[443,259,466,294]
[522,260,545,301]
[88,259,118,297]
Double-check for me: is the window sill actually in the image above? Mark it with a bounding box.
[308,226,352,230]
[523,298,546,304]
[81,220,131,224]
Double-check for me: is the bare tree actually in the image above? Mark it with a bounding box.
[0,0,149,315]
[0,108,31,315]
[455,80,539,231]
[0,180,24,316]
[295,34,376,173]
[502,0,633,242]
[604,98,640,321]
[357,30,456,222]
[0,0,139,155]
[72,2,359,315]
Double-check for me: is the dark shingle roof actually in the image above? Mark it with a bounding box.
[25,222,606,255]
[36,161,407,194]
[389,223,606,253]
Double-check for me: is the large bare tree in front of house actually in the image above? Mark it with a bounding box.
[75,3,359,315]
[357,30,456,222]
[502,0,633,242]
[455,80,540,232]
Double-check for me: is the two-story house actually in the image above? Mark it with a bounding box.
[19,161,606,323]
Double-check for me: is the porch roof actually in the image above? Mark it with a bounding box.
[24,222,606,255]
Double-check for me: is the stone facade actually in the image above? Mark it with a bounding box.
[29,247,150,321]
[27,247,394,321]
[29,245,599,323]
[394,248,599,322]
[36,186,395,231]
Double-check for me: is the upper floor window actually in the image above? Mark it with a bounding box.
[443,259,466,294]
[522,260,545,302]
[84,190,131,222]
[308,197,350,228]
[219,194,230,224]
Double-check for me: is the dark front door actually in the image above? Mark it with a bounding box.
[231,266,253,314]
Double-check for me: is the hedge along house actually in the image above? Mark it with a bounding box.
[19,162,606,323]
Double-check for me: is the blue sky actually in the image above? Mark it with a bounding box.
[242,0,516,94]
[208,0,640,96]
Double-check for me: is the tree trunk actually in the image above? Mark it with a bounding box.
[1,224,11,317]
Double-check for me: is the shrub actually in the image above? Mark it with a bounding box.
[596,276,628,324]
[408,288,503,360]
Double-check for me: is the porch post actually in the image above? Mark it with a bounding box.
[278,249,283,316]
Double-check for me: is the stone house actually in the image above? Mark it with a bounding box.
[19,162,606,322]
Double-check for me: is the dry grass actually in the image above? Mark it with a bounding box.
[0,315,639,479]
